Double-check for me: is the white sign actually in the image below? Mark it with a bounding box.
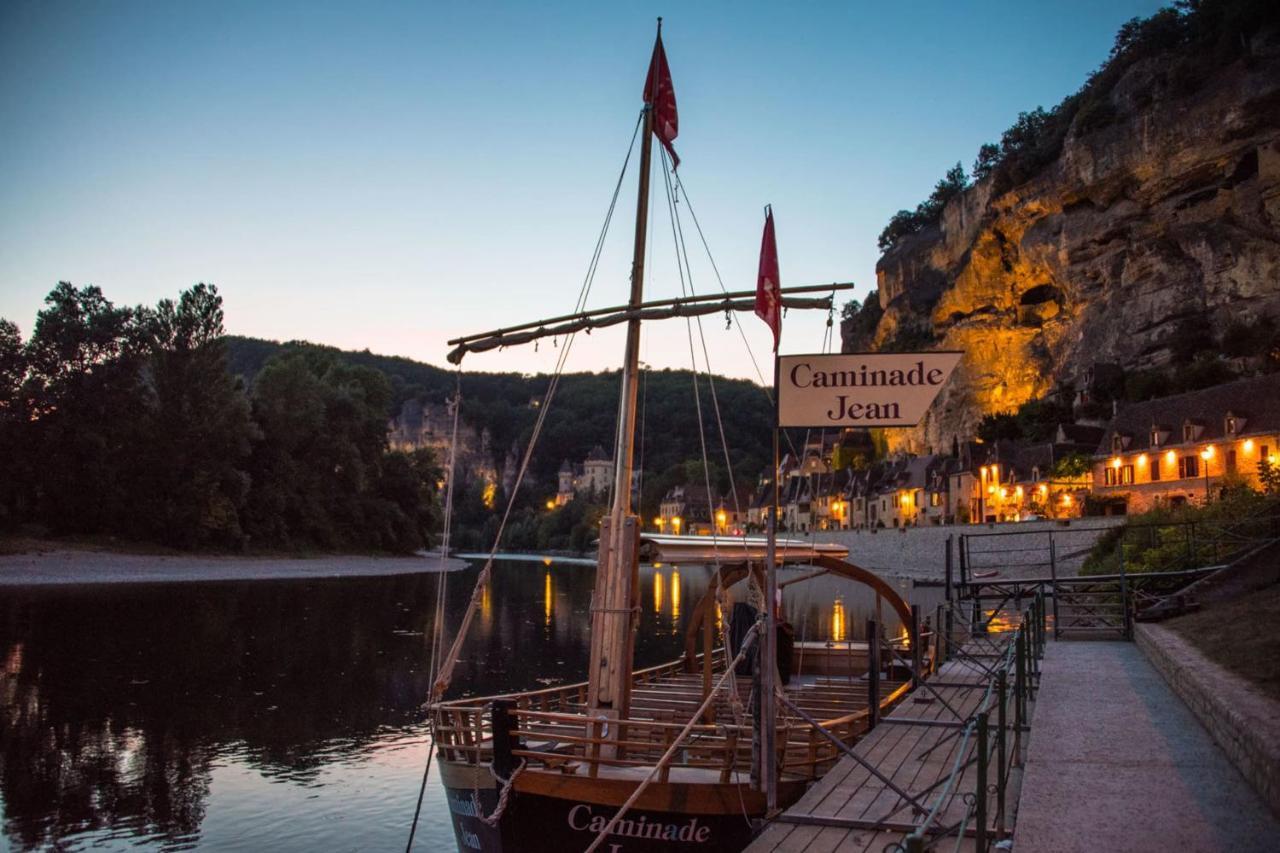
[776,352,962,428]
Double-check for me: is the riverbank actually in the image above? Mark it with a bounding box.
[0,545,467,586]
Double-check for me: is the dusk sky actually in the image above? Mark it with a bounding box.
[1,0,1164,382]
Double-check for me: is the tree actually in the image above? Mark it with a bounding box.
[132,284,257,548]
[23,283,151,533]
[972,143,1000,180]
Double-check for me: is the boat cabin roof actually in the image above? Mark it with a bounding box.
[638,534,848,565]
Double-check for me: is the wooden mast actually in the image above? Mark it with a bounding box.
[585,20,659,722]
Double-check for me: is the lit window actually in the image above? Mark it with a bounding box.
[1178,456,1200,479]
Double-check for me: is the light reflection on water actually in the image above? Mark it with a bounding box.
[0,557,940,851]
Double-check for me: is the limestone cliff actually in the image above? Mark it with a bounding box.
[852,30,1280,453]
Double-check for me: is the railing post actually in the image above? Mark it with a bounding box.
[934,603,946,669]
[1120,553,1132,640]
[959,534,969,589]
[1049,536,1061,640]
[972,592,984,636]
[911,605,923,689]
[867,618,880,730]
[491,698,517,779]
[1015,629,1027,728]
[976,710,989,852]
[945,602,954,661]
[996,669,1007,837]
[945,534,954,602]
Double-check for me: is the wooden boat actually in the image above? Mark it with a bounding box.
[428,22,924,853]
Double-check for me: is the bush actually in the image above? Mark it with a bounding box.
[1081,490,1278,576]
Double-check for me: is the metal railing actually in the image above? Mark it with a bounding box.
[889,596,1047,853]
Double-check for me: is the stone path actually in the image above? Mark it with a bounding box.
[1014,640,1279,852]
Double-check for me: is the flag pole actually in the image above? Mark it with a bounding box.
[761,203,779,812]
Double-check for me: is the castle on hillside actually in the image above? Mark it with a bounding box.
[556,445,613,506]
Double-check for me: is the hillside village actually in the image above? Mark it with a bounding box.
[654,372,1280,535]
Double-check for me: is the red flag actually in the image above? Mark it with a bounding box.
[756,207,781,351]
[643,30,679,169]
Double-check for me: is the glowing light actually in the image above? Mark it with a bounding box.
[1062,494,1073,506]
[901,491,912,507]
[672,516,682,535]
[671,570,681,620]
[544,571,553,626]
[654,517,664,530]
[987,486,996,494]
[481,482,497,509]
[831,597,847,643]
[653,561,663,569]
[653,571,664,614]
[1166,450,1177,465]
[1244,439,1254,452]
[1111,458,1121,469]
[1038,484,1048,496]
[1015,486,1024,498]
[716,509,727,530]
[542,557,552,566]
[1138,454,1148,466]
[481,580,492,625]
[545,499,556,511]
[1000,488,1009,499]
[1201,445,1214,461]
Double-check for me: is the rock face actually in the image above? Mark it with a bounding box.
[853,36,1280,453]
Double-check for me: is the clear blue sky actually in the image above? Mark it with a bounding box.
[1,0,1163,381]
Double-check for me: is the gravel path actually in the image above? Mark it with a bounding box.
[0,549,467,586]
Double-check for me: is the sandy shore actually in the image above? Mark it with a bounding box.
[0,548,469,586]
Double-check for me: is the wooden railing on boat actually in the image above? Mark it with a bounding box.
[432,638,928,784]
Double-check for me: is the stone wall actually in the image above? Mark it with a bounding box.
[796,517,1124,580]
[1136,622,1280,817]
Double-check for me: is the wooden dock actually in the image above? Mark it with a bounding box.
[750,626,1036,853]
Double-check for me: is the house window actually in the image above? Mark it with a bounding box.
[1112,435,1123,453]
[892,494,900,508]
[930,492,941,507]
[1150,457,1161,482]
[1226,450,1237,474]
[1182,424,1195,443]
[1031,467,1040,482]
[1226,416,1237,435]
[1151,429,1160,447]
[1178,456,1200,478]
[1104,465,1134,487]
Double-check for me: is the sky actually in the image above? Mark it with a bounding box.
[0,0,1166,383]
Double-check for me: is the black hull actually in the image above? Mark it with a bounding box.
[439,761,760,853]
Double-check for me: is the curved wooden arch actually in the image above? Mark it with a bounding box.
[681,555,914,672]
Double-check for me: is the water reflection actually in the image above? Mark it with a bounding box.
[0,558,940,851]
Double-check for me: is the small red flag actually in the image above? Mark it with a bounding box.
[643,30,679,169]
[756,207,782,351]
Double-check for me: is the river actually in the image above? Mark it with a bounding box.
[0,556,940,851]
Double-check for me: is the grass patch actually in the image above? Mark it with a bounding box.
[1165,582,1280,703]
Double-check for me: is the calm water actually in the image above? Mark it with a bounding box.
[0,557,939,852]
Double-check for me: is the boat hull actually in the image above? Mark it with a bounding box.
[439,760,784,852]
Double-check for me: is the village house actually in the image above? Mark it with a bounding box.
[1092,374,1280,514]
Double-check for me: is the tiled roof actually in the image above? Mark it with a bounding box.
[1097,374,1280,455]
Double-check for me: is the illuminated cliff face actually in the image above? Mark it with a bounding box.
[858,41,1280,453]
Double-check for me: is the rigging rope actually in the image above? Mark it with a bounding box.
[406,369,465,852]
[583,621,763,853]
[428,110,643,703]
